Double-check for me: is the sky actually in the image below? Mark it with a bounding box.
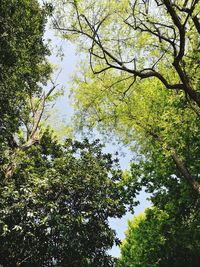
[45,19,150,258]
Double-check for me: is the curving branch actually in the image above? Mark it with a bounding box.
[53,0,200,106]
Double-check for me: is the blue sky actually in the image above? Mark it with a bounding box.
[45,21,150,257]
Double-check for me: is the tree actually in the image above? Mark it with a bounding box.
[0,132,132,267]
[0,0,59,181]
[118,207,200,267]
[51,0,200,194]
[0,0,52,148]
[52,0,200,105]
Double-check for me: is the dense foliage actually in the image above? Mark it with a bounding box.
[0,0,57,180]
[51,0,200,265]
[0,131,129,266]
[53,0,200,193]
[118,207,200,267]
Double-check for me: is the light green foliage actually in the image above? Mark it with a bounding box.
[119,209,168,267]
[118,207,200,267]
[71,66,200,191]
[53,0,200,193]
[54,0,200,101]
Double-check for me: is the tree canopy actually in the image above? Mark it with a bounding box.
[0,0,200,266]
[53,0,200,105]
[52,0,200,194]
[0,132,131,266]
[118,207,200,267]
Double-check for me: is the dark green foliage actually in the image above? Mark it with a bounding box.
[0,0,51,144]
[0,131,128,267]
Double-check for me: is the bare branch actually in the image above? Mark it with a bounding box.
[192,14,200,35]
[163,0,185,61]
[121,76,137,98]
[93,66,112,75]
[3,83,58,179]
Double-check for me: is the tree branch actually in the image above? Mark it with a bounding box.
[137,121,200,194]
[3,84,58,179]
[163,0,185,62]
